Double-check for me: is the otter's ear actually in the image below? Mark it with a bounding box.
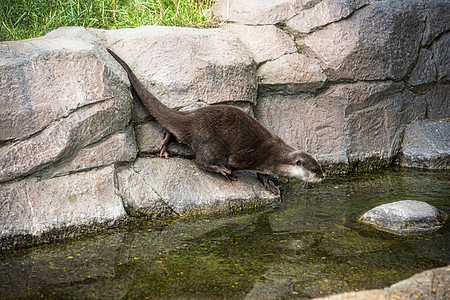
[295,160,302,166]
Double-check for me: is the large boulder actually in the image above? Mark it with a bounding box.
[408,32,449,86]
[88,26,257,111]
[423,84,450,120]
[298,0,425,81]
[0,27,134,248]
[0,28,134,146]
[0,166,127,248]
[433,33,450,82]
[214,0,301,25]
[0,96,131,182]
[0,27,129,143]
[422,0,450,46]
[257,53,327,93]
[256,82,426,167]
[40,126,138,178]
[400,120,450,169]
[408,48,437,87]
[117,157,279,217]
[222,24,297,65]
[0,27,132,183]
[221,24,327,92]
[256,92,347,165]
[286,0,370,35]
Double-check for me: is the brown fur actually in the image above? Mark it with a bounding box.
[107,48,324,194]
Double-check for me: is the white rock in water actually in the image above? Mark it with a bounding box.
[360,200,447,235]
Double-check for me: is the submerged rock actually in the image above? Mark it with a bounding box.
[360,200,447,235]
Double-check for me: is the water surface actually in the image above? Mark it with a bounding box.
[1,168,448,299]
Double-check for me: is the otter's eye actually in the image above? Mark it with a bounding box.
[311,169,318,173]
[296,160,302,166]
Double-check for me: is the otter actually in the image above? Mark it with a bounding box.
[107,48,324,194]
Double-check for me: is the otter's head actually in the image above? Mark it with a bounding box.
[280,151,324,183]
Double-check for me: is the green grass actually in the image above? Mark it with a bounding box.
[0,0,215,41]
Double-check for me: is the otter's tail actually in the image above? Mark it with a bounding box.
[106,48,180,125]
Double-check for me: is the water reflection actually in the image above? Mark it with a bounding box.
[1,168,448,299]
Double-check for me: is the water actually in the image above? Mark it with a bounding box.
[1,168,449,299]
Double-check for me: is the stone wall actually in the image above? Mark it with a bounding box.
[215,0,449,170]
[0,0,449,248]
